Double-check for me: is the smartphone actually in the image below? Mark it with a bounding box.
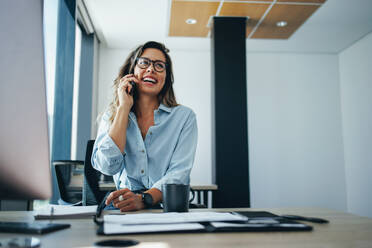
[128,81,136,96]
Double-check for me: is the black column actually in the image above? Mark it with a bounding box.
[211,17,250,208]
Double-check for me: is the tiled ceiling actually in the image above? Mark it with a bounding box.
[169,0,326,39]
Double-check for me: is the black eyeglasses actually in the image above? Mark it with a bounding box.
[136,57,167,73]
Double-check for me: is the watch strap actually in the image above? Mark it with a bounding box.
[142,193,153,208]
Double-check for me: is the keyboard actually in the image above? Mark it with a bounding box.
[0,221,70,234]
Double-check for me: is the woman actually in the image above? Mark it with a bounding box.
[91,41,198,211]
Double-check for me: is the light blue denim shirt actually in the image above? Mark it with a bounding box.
[91,104,198,192]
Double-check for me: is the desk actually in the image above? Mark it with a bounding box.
[1,208,372,247]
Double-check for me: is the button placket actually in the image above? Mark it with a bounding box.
[145,127,153,144]
[140,147,146,176]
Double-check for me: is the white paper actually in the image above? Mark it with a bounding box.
[103,222,205,234]
[34,205,97,219]
[210,221,306,228]
[104,211,247,225]
[211,222,270,228]
[248,218,279,224]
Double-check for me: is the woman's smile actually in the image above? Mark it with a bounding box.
[142,76,158,86]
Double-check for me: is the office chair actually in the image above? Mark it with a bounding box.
[53,160,84,205]
[83,140,113,206]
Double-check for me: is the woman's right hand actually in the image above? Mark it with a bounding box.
[117,74,138,110]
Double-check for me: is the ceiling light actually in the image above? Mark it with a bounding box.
[276,21,287,27]
[186,18,197,25]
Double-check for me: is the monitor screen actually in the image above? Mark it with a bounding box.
[0,0,52,200]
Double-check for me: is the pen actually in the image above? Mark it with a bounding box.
[94,191,112,225]
[280,215,329,224]
[50,206,54,223]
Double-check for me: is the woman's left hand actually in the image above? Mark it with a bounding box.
[105,188,145,212]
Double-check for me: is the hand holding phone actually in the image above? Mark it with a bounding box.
[117,75,137,108]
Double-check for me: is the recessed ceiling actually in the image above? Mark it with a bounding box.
[83,0,372,53]
[169,0,326,39]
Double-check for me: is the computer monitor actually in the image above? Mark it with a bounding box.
[0,0,52,200]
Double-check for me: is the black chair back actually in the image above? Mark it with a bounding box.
[83,140,112,205]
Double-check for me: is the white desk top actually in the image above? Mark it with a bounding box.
[1,207,371,248]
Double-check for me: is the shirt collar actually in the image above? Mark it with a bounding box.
[129,103,172,120]
[158,103,172,113]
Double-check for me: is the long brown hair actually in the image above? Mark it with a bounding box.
[108,41,178,123]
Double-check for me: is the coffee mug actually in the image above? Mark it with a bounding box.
[162,184,195,212]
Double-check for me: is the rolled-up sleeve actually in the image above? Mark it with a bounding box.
[152,111,198,191]
[91,112,126,176]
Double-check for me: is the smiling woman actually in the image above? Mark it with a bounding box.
[91,41,198,212]
[109,41,177,122]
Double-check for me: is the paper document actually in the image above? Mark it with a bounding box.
[34,205,97,219]
[104,211,247,225]
[103,222,205,235]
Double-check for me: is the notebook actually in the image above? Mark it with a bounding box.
[34,205,97,220]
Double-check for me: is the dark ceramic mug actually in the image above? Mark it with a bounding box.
[162,184,195,212]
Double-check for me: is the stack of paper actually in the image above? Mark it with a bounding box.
[102,212,248,235]
[104,212,247,224]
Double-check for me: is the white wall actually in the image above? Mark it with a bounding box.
[96,46,212,185]
[247,53,347,211]
[171,50,212,184]
[96,45,349,212]
[339,32,372,218]
[97,47,129,117]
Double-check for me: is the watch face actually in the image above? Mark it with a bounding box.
[143,193,153,207]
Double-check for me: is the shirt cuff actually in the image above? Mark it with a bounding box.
[94,134,126,175]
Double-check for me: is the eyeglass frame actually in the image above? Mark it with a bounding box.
[135,57,167,73]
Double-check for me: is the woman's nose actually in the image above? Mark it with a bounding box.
[146,63,155,73]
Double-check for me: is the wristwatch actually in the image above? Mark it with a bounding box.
[141,193,153,208]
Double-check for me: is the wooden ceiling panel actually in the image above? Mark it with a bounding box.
[223,0,272,2]
[251,4,320,39]
[219,2,270,37]
[276,0,325,3]
[169,0,326,39]
[169,1,219,37]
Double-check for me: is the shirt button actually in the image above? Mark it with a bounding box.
[149,132,152,135]
[141,149,145,153]
[141,169,144,174]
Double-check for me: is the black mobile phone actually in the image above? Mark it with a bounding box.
[128,81,136,96]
